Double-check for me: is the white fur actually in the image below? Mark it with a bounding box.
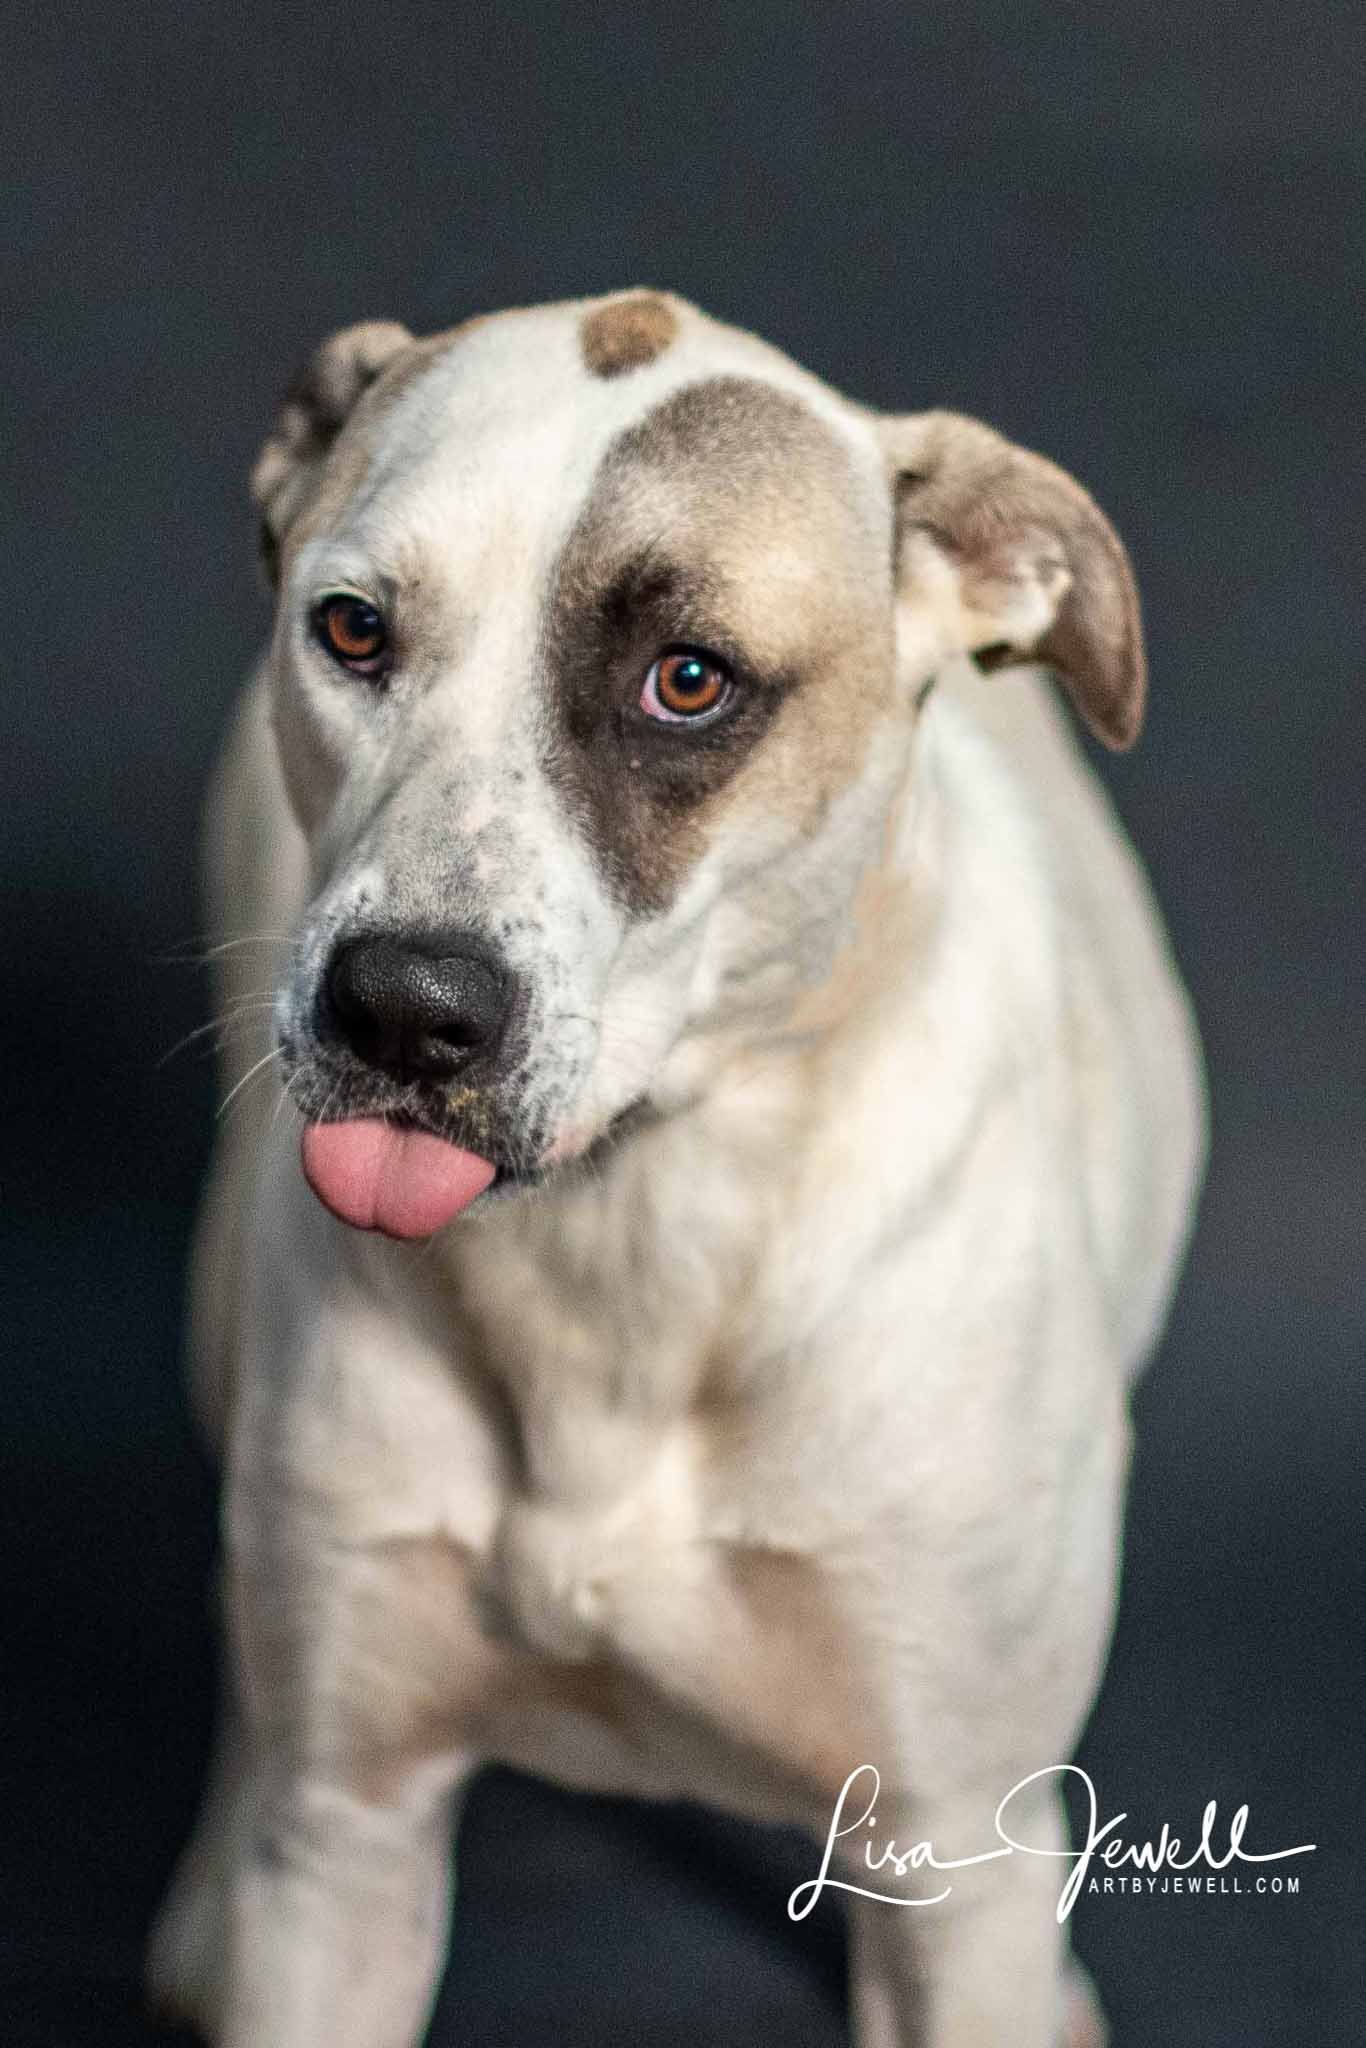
[151,295,1205,2048]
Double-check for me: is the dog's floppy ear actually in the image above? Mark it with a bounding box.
[879,411,1145,749]
[251,320,414,585]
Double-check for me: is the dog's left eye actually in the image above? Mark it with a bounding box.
[313,594,389,673]
[640,649,733,724]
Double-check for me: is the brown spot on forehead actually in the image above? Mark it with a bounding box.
[580,290,680,378]
[541,375,894,918]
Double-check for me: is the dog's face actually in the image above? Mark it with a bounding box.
[255,291,1143,1234]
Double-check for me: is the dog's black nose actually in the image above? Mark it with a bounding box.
[325,938,510,1079]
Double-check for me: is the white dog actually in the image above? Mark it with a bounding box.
[150,289,1205,2047]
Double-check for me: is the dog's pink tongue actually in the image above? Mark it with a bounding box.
[301,1120,495,1240]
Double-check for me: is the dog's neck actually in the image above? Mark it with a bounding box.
[770,724,945,1054]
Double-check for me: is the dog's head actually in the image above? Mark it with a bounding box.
[254,290,1143,1236]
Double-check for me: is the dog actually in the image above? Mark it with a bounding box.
[149,289,1205,2047]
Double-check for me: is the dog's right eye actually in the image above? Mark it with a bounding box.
[312,594,390,675]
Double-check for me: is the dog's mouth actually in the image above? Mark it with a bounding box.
[300,1118,499,1239]
[282,1008,546,1237]
[284,998,656,1241]
[287,1057,530,1240]
[297,1092,657,1242]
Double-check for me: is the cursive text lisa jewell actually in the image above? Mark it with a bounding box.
[789,1764,1316,1924]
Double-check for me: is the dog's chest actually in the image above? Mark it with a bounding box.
[447,1240,883,1805]
[442,1137,801,1668]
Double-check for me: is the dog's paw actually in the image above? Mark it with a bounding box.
[1060,1961,1108,2048]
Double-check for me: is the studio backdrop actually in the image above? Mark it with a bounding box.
[2,6,1362,2045]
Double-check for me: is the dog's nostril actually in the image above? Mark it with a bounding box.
[326,938,509,1079]
[429,1017,481,1050]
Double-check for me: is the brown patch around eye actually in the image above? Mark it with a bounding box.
[580,291,679,378]
[542,375,892,919]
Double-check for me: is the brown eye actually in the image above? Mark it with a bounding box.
[641,649,733,723]
[314,594,389,671]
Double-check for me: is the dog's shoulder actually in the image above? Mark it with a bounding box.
[931,657,1207,1370]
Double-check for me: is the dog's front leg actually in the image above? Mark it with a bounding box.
[845,1779,1097,2048]
[223,1743,463,2048]
[217,1521,493,2048]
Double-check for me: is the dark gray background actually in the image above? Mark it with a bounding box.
[3,4,1363,2043]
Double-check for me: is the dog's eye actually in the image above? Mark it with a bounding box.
[313,594,389,673]
[641,649,733,724]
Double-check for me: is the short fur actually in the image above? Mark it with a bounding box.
[580,287,681,376]
[150,290,1205,2048]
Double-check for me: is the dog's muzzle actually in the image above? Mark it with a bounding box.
[297,930,523,1241]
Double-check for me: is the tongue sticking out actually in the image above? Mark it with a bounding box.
[301,1120,496,1240]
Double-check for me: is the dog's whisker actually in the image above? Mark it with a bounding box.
[269,1067,308,1135]
[216,1047,284,1121]
[158,1000,279,1069]
[158,932,294,967]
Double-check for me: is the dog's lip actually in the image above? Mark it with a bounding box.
[535,1097,659,1176]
